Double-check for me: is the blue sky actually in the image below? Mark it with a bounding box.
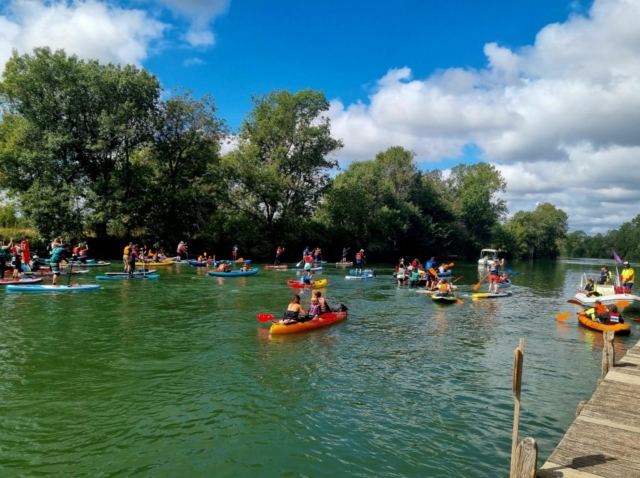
[144,0,584,129]
[3,0,640,234]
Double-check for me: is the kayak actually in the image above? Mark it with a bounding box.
[349,269,375,275]
[24,270,90,276]
[577,312,631,336]
[104,270,157,276]
[289,278,329,289]
[208,268,259,277]
[291,267,323,272]
[314,261,327,264]
[437,270,452,277]
[96,274,160,280]
[189,260,213,267]
[335,262,353,266]
[0,278,44,286]
[497,279,512,288]
[417,285,458,294]
[345,274,374,280]
[472,291,513,299]
[270,312,348,335]
[135,261,174,266]
[431,295,457,303]
[63,261,111,267]
[264,265,288,270]
[6,284,102,292]
[216,259,252,265]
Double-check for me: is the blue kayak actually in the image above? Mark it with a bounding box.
[291,267,323,272]
[96,274,159,280]
[437,270,452,277]
[208,268,259,277]
[216,259,252,265]
[6,284,102,292]
[349,269,375,275]
[497,279,512,288]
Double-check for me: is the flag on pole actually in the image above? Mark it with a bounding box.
[613,251,624,264]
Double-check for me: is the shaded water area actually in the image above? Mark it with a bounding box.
[0,258,636,476]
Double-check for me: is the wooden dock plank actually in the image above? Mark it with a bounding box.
[539,339,640,478]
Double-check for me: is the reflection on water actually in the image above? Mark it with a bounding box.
[0,258,634,476]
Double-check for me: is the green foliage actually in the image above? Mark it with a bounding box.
[503,203,568,259]
[318,146,454,257]
[222,89,342,250]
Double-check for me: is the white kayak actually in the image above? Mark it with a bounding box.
[6,284,102,292]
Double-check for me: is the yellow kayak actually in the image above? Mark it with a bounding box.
[289,278,329,289]
[135,261,174,266]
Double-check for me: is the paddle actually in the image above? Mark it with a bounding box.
[257,313,276,322]
[452,276,464,284]
[474,271,491,291]
[631,318,640,324]
[455,297,464,305]
[566,299,583,306]
[67,259,74,286]
[429,268,437,276]
[556,312,572,321]
[445,262,455,268]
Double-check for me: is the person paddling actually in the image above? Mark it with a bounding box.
[50,243,71,285]
[280,295,309,325]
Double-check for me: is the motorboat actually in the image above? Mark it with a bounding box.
[574,272,640,310]
[478,248,501,266]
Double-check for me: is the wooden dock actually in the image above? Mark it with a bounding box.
[538,337,640,478]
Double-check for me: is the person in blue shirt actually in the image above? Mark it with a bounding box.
[49,244,71,285]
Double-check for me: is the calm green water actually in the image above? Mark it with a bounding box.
[0,259,635,476]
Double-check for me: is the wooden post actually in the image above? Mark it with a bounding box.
[510,338,525,478]
[601,331,615,379]
[513,437,538,478]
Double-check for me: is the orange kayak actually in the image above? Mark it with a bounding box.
[577,312,631,336]
[270,312,348,335]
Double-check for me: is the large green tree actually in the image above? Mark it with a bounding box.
[0,47,160,239]
[222,89,342,252]
[502,203,568,259]
[445,163,507,255]
[318,146,454,257]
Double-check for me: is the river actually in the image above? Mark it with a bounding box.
[0,258,634,476]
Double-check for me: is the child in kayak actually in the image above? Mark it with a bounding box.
[435,279,453,297]
[308,298,320,317]
[313,290,330,314]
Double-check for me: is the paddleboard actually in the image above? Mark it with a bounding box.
[96,274,159,280]
[104,270,158,276]
[0,278,43,286]
[345,274,374,280]
[6,284,102,292]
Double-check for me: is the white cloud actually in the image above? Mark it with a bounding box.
[327,0,640,232]
[183,57,205,67]
[0,1,167,68]
[153,0,228,47]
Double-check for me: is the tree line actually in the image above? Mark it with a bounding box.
[0,48,578,261]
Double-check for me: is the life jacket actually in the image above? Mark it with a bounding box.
[50,247,67,263]
[622,268,634,284]
[490,264,499,275]
[124,246,130,255]
[411,260,417,267]
[439,284,449,291]
[304,255,313,263]
[308,304,320,316]
[356,253,362,261]
[609,312,621,324]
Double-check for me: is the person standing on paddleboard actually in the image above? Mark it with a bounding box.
[355,249,365,275]
[50,244,71,285]
[488,258,505,294]
[341,247,349,263]
[275,246,284,265]
[303,252,313,271]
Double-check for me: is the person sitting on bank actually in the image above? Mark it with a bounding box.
[598,265,612,285]
[281,295,309,324]
[584,278,600,297]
